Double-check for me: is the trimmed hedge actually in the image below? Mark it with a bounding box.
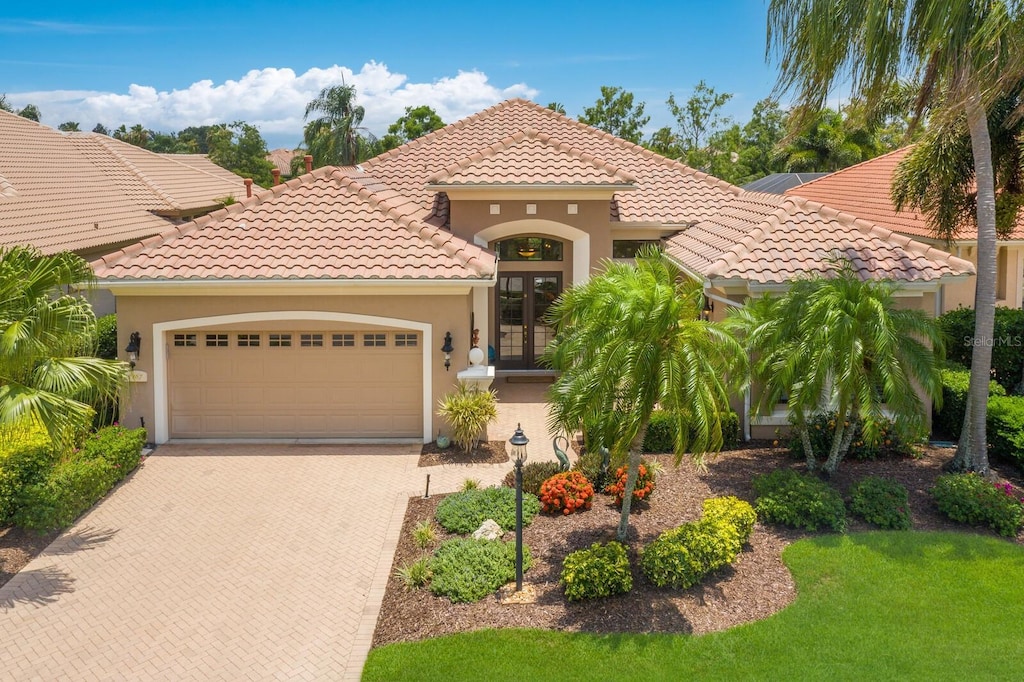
[641,517,742,589]
[987,396,1024,467]
[938,306,1024,392]
[931,473,1024,537]
[933,368,1006,440]
[561,541,632,601]
[642,410,741,453]
[79,425,146,481]
[753,469,846,532]
[13,458,118,532]
[95,314,118,360]
[0,426,56,523]
[702,496,757,544]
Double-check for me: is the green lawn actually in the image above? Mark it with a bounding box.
[363,531,1024,681]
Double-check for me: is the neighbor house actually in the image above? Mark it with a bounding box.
[90,100,974,444]
[786,147,1024,312]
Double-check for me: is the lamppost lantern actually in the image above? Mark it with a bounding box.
[510,423,529,465]
[509,423,529,592]
[125,331,142,370]
[441,331,454,371]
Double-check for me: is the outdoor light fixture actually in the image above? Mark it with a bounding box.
[701,297,714,322]
[509,423,529,592]
[125,331,142,369]
[441,331,454,371]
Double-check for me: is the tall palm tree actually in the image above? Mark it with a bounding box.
[303,83,375,167]
[729,259,943,476]
[0,247,127,450]
[543,248,745,541]
[768,0,1024,475]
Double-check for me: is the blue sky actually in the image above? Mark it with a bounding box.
[1,1,782,149]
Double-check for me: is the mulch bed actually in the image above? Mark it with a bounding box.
[418,440,509,467]
[373,446,1024,648]
[0,526,59,590]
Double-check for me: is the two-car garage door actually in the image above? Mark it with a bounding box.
[167,328,423,438]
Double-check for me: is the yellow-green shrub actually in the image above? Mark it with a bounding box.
[0,425,56,522]
[702,496,757,544]
[640,518,742,588]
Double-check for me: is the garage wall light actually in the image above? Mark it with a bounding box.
[125,331,142,369]
[441,331,454,371]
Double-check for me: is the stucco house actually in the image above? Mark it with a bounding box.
[91,99,974,444]
[786,147,1024,312]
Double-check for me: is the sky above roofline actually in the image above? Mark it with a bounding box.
[1,1,783,149]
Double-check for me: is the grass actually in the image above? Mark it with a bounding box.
[363,531,1024,681]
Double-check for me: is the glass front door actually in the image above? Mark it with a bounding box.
[496,273,562,369]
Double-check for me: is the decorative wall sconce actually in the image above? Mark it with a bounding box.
[441,331,454,371]
[701,297,714,322]
[125,331,142,369]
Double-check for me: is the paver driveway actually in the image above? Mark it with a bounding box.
[0,443,509,680]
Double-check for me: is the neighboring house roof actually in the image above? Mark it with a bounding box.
[266,148,298,176]
[742,172,831,194]
[663,191,975,285]
[91,167,495,282]
[784,147,1024,241]
[0,110,248,254]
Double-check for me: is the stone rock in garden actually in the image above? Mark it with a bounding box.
[472,519,503,540]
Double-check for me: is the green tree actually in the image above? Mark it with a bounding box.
[777,108,867,172]
[0,95,13,113]
[578,86,650,144]
[543,248,744,540]
[378,105,445,152]
[92,123,109,135]
[768,0,1024,474]
[17,104,41,122]
[727,258,942,475]
[206,122,275,188]
[0,247,127,449]
[303,83,376,167]
[667,80,733,167]
[113,124,149,148]
[57,121,80,132]
[547,102,567,115]
[643,126,682,159]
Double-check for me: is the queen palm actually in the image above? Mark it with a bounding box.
[728,259,943,476]
[768,0,1024,475]
[543,248,745,541]
[0,247,127,449]
[303,83,375,167]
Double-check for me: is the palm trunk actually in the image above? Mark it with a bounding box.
[822,409,852,476]
[962,79,997,476]
[795,413,816,471]
[615,424,648,542]
[948,391,972,472]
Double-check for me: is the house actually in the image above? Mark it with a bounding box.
[0,110,248,312]
[266,148,299,178]
[90,100,974,444]
[785,147,1024,311]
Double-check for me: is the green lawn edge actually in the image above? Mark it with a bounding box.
[363,531,1024,681]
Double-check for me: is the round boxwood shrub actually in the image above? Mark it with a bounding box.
[435,486,539,534]
[501,461,563,497]
[752,469,846,532]
[931,473,1024,537]
[849,476,912,530]
[539,471,594,515]
[561,541,632,601]
[641,518,742,589]
[429,537,531,603]
[702,496,757,544]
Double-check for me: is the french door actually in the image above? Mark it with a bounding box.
[496,273,562,369]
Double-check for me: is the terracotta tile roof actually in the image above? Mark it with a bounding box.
[664,192,976,284]
[266,148,298,176]
[363,98,739,224]
[784,147,1024,241]
[91,167,496,282]
[426,128,636,186]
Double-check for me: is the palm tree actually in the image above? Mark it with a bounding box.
[303,83,376,167]
[768,0,1024,475]
[0,247,127,450]
[728,258,943,476]
[543,248,745,541]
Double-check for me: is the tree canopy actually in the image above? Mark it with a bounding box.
[378,105,445,152]
[578,86,650,144]
[303,83,377,167]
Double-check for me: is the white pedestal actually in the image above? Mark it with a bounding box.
[456,364,495,391]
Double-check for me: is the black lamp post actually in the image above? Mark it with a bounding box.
[441,331,454,371]
[125,332,142,370]
[509,423,529,592]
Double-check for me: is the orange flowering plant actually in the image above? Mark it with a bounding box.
[605,463,656,507]
[539,471,595,515]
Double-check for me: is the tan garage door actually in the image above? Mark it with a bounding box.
[167,329,422,438]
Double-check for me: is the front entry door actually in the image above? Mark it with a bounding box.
[496,273,562,369]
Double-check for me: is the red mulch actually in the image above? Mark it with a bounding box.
[418,440,509,467]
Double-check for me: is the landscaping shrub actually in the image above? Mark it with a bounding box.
[78,425,146,482]
[933,368,1006,440]
[429,537,530,603]
[752,469,847,532]
[931,473,1024,537]
[849,476,912,530]
[702,496,757,543]
[412,520,437,549]
[640,518,742,589]
[573,448,611,490]
[641,409,741,453]
[605,461,656,507]
[987,396,1024,467]
[395,558,432,590]
[436,384,498,456]
[0,425,56,523]
[95,314,118,360]
[938,306,1024,391]
[561,541,632,601]
[789,411,918,461]
[538,471,594,515]
[435,486,539,534]
[502,461,563,497]
[13,457,118,532]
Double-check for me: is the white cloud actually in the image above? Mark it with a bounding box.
[9,62,538,146]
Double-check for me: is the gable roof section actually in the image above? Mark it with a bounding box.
[785,147,1024,241]
[91,167,495,282]
[425,128,636,187]
[742,172,830,194]
[363,98,738,224]
[664,191,975,285]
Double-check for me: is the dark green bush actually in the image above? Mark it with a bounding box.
[95,314,118,360]
[561,541,632,601]
[0,426,56,523]
[640,518,742,588]
[429,538,530,603]
[702,496,757,543]
[987,396,1024,467]
[435,486,539,534]
[502,461,563,497]
[849,476,912,530]
[752,469,846,532]
[938,306,1024,391]
[13,457,118,532]
[573,448,611,490]
[641,410,742,453]
[933,368,1006,440]
[79,425,146,482]
[931,473,1024,537]
[789,411,918,461]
